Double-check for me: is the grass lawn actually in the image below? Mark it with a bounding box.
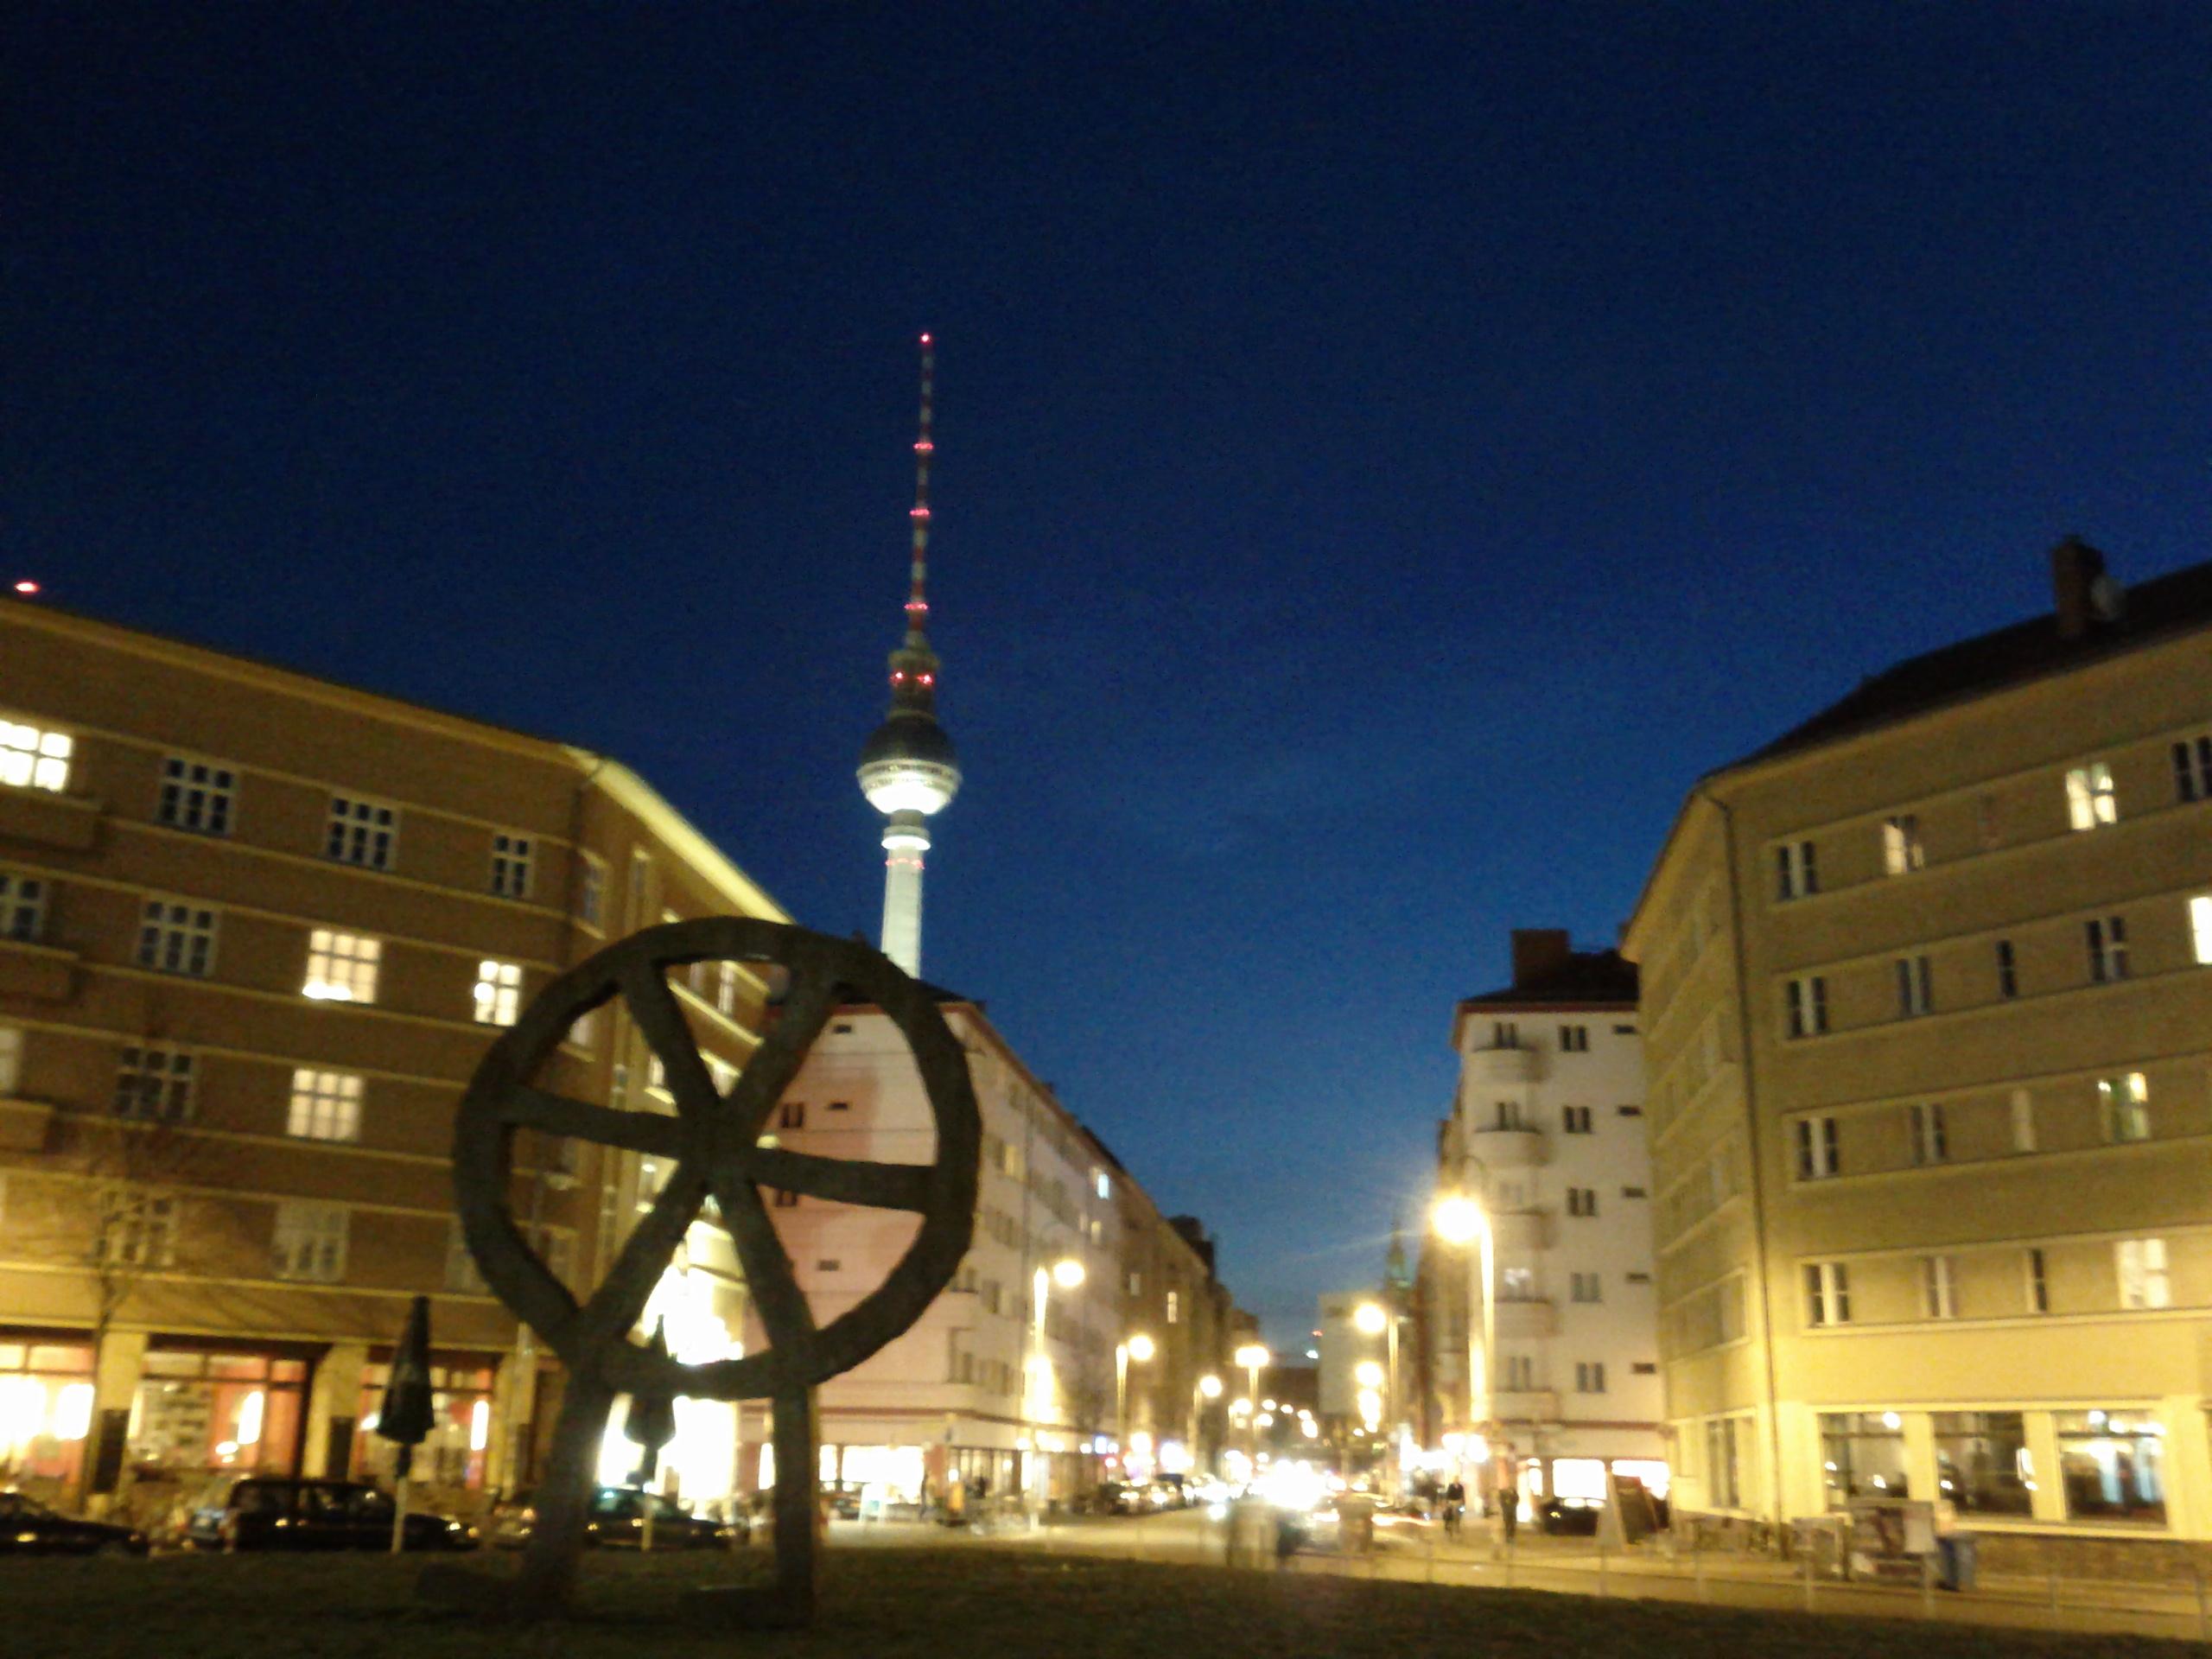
[0,1546,2195,1658]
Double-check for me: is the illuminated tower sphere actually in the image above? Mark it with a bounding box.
[857,334,961,976]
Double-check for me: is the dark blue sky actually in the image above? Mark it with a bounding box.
[10,4,2212,1344]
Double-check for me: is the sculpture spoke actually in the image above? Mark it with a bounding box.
[499,1084,684,1158]
[722,968,842,1136]
[575,1162,709,1353]
[746,1147,931,1213]
[620,961,722,1120]
[709,1165,818,1354]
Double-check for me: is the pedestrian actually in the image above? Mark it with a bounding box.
[1443,1478,1465,1540]
[1497,1471,1519,1546]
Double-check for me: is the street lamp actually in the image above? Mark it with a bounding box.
[1431,1193,1497,1532]
[1116,1332,1155,1476]
[1233,1344,1269,1462]
[1356,1299,1401,1499]
[1027,1255,1087,1523]
[1191,1372,1223,1474]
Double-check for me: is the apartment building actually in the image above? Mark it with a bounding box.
[760,998,1240,1503]
[0,596,784,1519]
[1626,541,2212,1567]
[1427,930,1666,1509]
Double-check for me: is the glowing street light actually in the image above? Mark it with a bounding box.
[1234,1343,1269,1460]
[1116,1332,1156,1470]
[1027,1254,1089,1524]
[1431,1192,1498,1528]
[1355,1360,1384,1389]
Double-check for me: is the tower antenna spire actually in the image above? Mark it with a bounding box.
[906,333,934,646]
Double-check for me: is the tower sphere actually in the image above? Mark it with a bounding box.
[857,712,961,817]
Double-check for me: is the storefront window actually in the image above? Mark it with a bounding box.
[2056,1410,2165,1525]
[0,1342,96,1490]
[1932,1412,2032,1516]
[1820,1411,1908,1503]
[357,1361,495,1491]
[130,1351,306,1477]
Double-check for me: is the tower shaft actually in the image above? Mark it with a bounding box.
[880,814,929,976]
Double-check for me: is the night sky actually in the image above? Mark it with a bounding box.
[10,5,2212,1346]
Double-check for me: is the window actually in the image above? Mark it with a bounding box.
[1895,955,1932,1017]
[1706,1418,1743,1508]
[1794,1116,1840,1180]
[626,849,652,927]
[444,1218,488,1294]
[1785,976,1827,1039]
[1566,1186,1598,1217]
[1501,1267,1536,1299]
[1166,1290,1181,1325]
[1995,939,2018,998]
[1622,1185,1647,1198]
[1922,1254,1959,1319]
[1491,1098,1524,1130]
[1821,1412,1908,1501]
[1502,1354,1535,1391]
[137,899,216,976]
[100,1192,175,1267]
[2066,763,2118,830]
[1095,1168,1111,1199]
[1569,1272,1601,1303]
[1881,814,1924,875]
[771,1188,801,1209]
[2086,916,2128,982]
[1909,1103,1948,1166]
[2025,1248,2050,1313]
[2116,1237,2170,1308]
[156,757,236,835]
[577,858,605,927]
[302,929,381,1002]
[778,1101,805,1130]
[2191,897,2212,967]
[1929,1415,2025,1522]
[1805,1261,1851,1326]
[816,1259,841,1273]
[0,719,71,791]
[2056,1410,2166,1524]
[490,833,532,899]
[2011,1089,2037,1154]
[0,1024,19,1095]
[1491,1021,1516,1047]
[287,1069,364,1142]
[325,796,397,869]
[270,1201,348,1282]
[2101,1072,2150,1143]
[0,871,46,943]
[1560,1025,1588,1052]
[2173,735,2212,803]
[1562,1106,1593,1134]
[1776,839,1818,900]
[716,961,737,1015]
[114,1046,194,1122]
[1574,1361,1606,1394]
[474,960,522,1027]
[1632,1361,1657,1375]
[1618,1104,1643,1117]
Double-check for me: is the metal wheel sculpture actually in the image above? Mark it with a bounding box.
[430,918,979,1624]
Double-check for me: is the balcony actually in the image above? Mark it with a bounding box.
[1465,1126,1547,1167]
[1469,1046,1540,1085]
[1486,1209,1550,1251]
[1491,1297,1556,1339]
[1490,1389,1560,1424]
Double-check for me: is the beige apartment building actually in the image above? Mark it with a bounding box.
[0,595,785,1522]
[1627,541,2212,1567]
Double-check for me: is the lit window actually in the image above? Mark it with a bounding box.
[490,832,532,899]
[0,719,71,792]
[474,959,523,1027]
[0,1024,20,1095]
[270,1201,348,1282]
[1881,815,1924,875]
[1922,1254,1959,1319]
[2086,916,2129,983]
[2065,763,2118,830]
[0,871,47,943]
[325,795,397,870]
[1166,1290,1180,1325]
[1805,1261,1851,1326]
[717,960,737,1015]
[2173,736,2212,804]
[2191,896,2212,966]
[1785,976,1827,1038]
[1909,1103,1948,1166]
[2116,1237,2170,1308]
[287,1068,364,1142]
[156,756,238,836]
[137,898,216,977]
[1776,840,1818,900]
[302,928,381,1002]
[2100,1072,2149,1142]
[2011,1089,2037,1154]
[115,1046,194,1122]
[1794,1116,1840,1179]
[1095,1168,1111,1200]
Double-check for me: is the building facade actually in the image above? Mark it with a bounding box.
[1626,541,2212,1567]
[1427,930,1667,1510]
[0,596,784,1522]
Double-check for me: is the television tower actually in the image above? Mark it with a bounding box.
[856,334,962,976]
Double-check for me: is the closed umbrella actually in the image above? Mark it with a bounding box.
[624,1319,679,1552]
[375,1294,437,1554]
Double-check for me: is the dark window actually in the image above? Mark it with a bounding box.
[1995,939,2018,999]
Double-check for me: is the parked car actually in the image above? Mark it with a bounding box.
[186,1478,479,1552]
[486,1486,741,1550]
[1537,1496,1603,1536]
[0,1491,149,1556]
[820,1481,865,1521]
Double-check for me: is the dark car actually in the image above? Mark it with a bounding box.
[486,1486,740,1550]
[0,1491,149,1556]
[186,1477,479,1552]
[1537,1496,1603,1536]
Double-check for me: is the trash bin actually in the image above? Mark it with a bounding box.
[1936,1534,1977,1592]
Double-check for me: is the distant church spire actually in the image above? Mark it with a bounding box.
[856,334,963,976]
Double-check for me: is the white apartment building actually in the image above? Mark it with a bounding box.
[1429,929,1667,1508]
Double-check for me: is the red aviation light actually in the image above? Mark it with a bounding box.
[914,441,934,453]
[11,580,38,596]
[910,506,931,518]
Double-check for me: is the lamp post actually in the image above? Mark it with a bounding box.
[1027,1255,1085,1525]
[1233,1344,1268,1465]
[1432,1193,1497,1531]
[1355,1300,1400,1498]
[1192,1372,1222,1475]
[1116,1332,1154,1478]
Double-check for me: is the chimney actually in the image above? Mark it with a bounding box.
[1510,928,1572,989]
[2051,536,2106,641]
